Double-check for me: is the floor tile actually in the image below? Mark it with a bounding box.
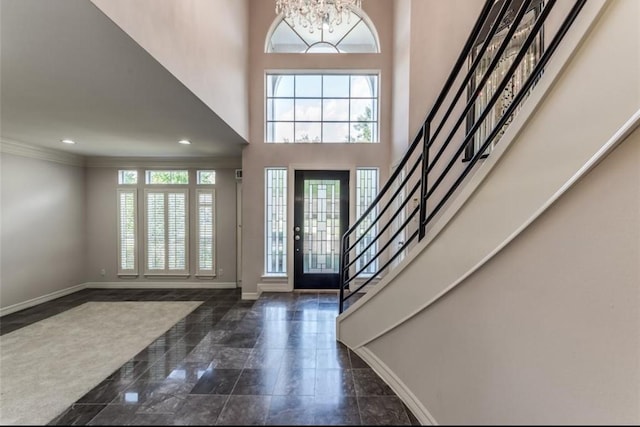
[218,331,261,348]
[189,369,242,395]
[172,394,227,425]
[317,333,340,349]
[273,367,316,396]
[352,368,395,396]
[48,404,106,426]
[77,379,123,404]
[358,396,411,425]
[316,347,351,369]
[403,402,422,425]
[348,349,369,369]
[266,395,315,425]
[178,331,212,346]
[117,380,193,414]
[208,347,253,369]
[315,369,356,396]
[216,395,271,425]
[244,348,285,370]
[314,395,361,425]
[282,348,317,369]
[220,308,250,321]
[232,368,279,395]
[86,404,140,425]
[105,361,151,386]
[286,333,318,349]
[254,331,289,349]
[165,362,213,385]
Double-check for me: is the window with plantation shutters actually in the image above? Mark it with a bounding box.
[196,190,216,276]
[117,189,138,276]
[144,189,189,275]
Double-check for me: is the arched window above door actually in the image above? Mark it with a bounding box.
[265,8,380,53]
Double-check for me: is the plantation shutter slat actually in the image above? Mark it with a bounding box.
[145,189,189,275]
[147,192,165,271]
[117,189,138,275]
[168,192,187,271]
[197,190,215,275]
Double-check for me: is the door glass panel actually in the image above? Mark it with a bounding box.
[303,179,341,274]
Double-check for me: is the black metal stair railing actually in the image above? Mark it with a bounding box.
[339,0,588,313]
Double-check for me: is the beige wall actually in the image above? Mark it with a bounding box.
[91,0,250,140]
[368,127,640,424]
[85,165,239,285]
[241,0,395,295]
[408,0,484,136]
[391,0,483,164]
[0,153,86,309]
[391,0,411,164]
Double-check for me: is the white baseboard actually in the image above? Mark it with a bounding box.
[258,282,292,293]
[241,292,261,300]
[84,282,237,289]
[0,284,86,317]
[356,346,438,426]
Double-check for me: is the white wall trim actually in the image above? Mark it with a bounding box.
[258,281,292,293]
[85,156,242,169]
[355,346,438,426]
[337,0,610,327]
[0,284,86,317]
[0,138,86,167]
[84,281,237,289]
[242,292,261,300]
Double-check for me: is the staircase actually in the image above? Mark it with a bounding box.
[337,0,640,424]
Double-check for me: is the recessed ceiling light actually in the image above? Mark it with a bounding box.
[61,139,76,144]
[178,139,191,145]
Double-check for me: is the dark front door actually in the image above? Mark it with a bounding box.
[294,170,349,289]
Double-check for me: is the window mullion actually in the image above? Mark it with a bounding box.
[321,76,324,142]
[348,77,352,142]
[292,76,296,141]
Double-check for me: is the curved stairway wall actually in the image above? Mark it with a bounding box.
[337,0,640,424]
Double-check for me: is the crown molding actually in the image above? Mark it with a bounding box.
[0,138,86,167]
[85,156,242,169]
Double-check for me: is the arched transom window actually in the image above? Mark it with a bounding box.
[266,9,379,53]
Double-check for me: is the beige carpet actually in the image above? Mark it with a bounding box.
[0,301,201,425]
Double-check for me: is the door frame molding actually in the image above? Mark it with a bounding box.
[287,163,358,293]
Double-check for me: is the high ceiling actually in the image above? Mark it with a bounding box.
[0,0,247,158]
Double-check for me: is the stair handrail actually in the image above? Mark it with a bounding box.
[339,0,588,313]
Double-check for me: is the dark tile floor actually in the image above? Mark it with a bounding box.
[0,288,420,425]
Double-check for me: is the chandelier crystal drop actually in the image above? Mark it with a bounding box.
[275,0,362,33]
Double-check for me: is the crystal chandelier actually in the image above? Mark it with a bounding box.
[275,0,362,33]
